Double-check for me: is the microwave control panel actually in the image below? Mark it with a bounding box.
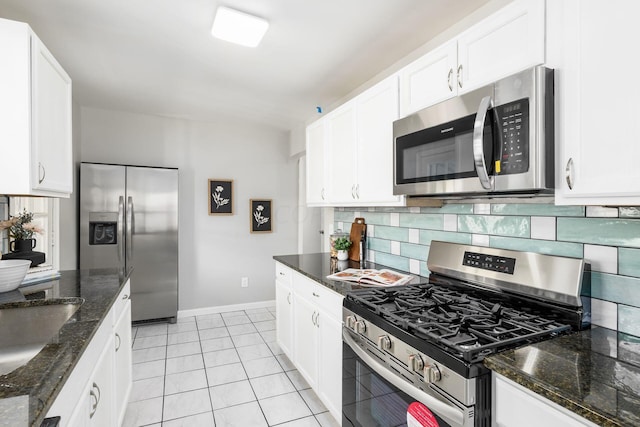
[496,99,529,175]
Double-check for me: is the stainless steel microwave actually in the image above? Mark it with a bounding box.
[393,66,554,198]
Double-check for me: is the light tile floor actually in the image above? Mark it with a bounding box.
[124,306,340,427]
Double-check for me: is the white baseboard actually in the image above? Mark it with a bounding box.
[178,300,276,318]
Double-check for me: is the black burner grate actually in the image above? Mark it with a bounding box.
[346,281,573,363]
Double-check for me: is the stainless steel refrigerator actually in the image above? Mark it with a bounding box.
[79,163,178,322]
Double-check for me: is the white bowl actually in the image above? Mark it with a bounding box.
[0,260,31,293]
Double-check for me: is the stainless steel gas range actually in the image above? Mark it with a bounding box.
[342,241,590,427]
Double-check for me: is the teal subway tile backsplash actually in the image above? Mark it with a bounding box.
[489,236,583,258]
[619,248,640,278]
[557,218,640,248]
[334,202,640,335]
[399,213,443,230]
[491,203,585,217]
[400,242,430,261]
[619,305,640,337]
[591,272,640,307]
[373,252,410,272]
[458,215,530,237]
[368,237,391,253]
[419,230,472,246]
[374,225,409,242]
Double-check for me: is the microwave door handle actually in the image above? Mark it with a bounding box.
[343,328,466,427]
[473,95,494,190]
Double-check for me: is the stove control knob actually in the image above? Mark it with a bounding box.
[377,335,392,351]
[355,320,367,334]
[345,316,356,330]
[425,363,442,383]
[408,354,424,372]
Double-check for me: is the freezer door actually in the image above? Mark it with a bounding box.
[126,166,179,321]
[80,163,126,270]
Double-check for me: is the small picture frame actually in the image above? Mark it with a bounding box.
[250,199,272,233]
[209,179,233,215]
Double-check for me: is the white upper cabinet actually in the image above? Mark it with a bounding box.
[457,0,545,94]
[305,119,327,205]
[399,41,458,117]
[356,76,402,205]
[0,18,72,197]
[326,101,358,205]
[306,75,404,207]
[549,0,640,205]
[399,0,545,117]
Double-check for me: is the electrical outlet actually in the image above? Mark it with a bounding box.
[241,277,249,287]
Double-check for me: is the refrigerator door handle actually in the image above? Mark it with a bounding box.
[126,196,134,264]
[118,196,125,265]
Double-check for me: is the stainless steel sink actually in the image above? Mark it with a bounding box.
[0,299,83,376]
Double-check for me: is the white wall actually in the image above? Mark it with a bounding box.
[79,106,299,310]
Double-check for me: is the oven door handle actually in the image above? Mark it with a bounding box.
[473,95,494,191]
[343,328,466,427]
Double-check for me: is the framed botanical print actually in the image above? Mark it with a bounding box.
[250,199,272,233]
[209,179,233,215]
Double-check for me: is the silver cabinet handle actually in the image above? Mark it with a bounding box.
[565,158,574,190]
[115,332,121,352]
[315,312,320,328]
[457,64,463,88]
[287,292,291,305]
[38,162,46,184]
[473,96,494,190]
[311,311,316,326]
[355,184,360,199]
[447,68,453,92]
[89,382,101,418]
[312,292,320,298]
[122,293,129,300]
[321,188,325,200]
[279,271,285,276]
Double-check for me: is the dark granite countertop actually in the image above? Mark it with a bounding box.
[0,268,131,427]
[485,327,640,427]
[273,252,427,295]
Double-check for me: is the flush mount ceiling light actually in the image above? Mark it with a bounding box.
[211,6,269,48]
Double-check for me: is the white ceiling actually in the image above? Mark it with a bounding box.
[0,0,490,131]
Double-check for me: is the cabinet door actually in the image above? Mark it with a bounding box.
[399,40,457,116]
[306,120,327,205]
[30,32,72,195]
[317,311,343,422]
[113,300,132,426]
[494,375,598,427]
[327,102,358,204]
[550,0,640,205]
[88,336,115,427]
[292,295,319,389]
[457,0,544,93]
[275,279,293,358]
[356,76,402,205]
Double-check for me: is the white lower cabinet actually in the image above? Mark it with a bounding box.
[46,281,132,427]
[275,262,343,425]
[493,374,598,427]
[113,300,133,425]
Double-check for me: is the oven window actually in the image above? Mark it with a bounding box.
[343,343,453,427]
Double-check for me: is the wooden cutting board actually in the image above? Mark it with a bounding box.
[348,217,367,262]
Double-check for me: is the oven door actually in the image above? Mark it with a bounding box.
[342,329,473,427]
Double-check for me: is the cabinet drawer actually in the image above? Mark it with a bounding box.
[275,262,293,286]
[293,274,343,320]
[112,279,131,325]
